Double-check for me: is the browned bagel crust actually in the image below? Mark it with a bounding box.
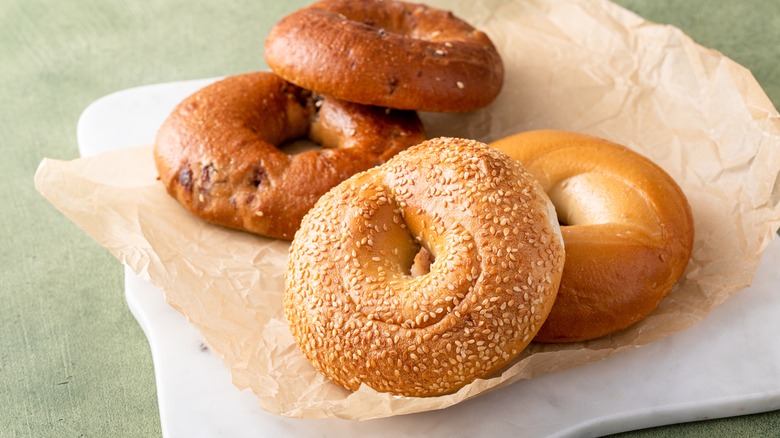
[285,138,565,396]
[265,0,504,112]
[154,72,426,240]
[491,130,695,343]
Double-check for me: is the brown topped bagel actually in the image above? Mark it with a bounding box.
[154,71,426,240]
[285,137,565,396]
[265,0,504,112]
[491,130,695,343]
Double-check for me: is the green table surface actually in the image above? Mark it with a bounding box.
[2,0,778,436]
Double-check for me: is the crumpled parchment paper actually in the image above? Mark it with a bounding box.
[35,0,780,420]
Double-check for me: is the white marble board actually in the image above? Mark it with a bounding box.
[77,78,780,437]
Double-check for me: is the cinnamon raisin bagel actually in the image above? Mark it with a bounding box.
[285,137,565,396]
[154,71,426,240]
[265,0,504,112]
[491,130,695,343]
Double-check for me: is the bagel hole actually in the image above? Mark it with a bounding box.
[409,246,435,278]
[278,138,319,155]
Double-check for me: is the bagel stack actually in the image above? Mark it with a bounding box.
[152,0,696,400]
[155,0,505,240]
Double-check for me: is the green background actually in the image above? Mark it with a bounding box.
[2,0,778,436]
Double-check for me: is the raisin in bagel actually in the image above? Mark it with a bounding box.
[154,71,426,240]
[265,0,504,112]
[491,130,695,343]
[285,137,565,396]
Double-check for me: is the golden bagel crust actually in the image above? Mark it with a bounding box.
[265,0,504,112]
[285,138,565,397]
[154,72,426,240]
[491,130,695,343]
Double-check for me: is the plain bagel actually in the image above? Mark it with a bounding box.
[491,130,695,343]
[265,0,504,112]
[285,137,565,396]
[154,71,426,240]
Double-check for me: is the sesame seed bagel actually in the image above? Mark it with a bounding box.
[264,0,504,112]
[154,71,426,240]
[491,130,695,343]
[284,137,565,397]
